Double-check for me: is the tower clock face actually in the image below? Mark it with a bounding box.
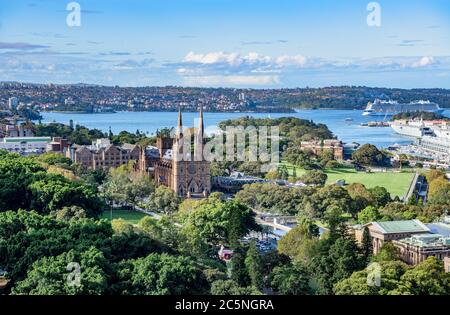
[188,164,196,174]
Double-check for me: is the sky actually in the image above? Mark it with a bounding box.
[0,0,449,88]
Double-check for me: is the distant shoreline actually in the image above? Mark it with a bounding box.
[43,108,298,114]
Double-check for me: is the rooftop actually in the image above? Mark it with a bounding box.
[426,222,450,238]
[397,234,450,248]
[2,136,51,143]
[372,219,430,234]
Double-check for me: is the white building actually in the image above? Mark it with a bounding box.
[0,136,52,155]
[8,97,19,110]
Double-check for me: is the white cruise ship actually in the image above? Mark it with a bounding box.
[390,120,436,138]
[363,99,444,116]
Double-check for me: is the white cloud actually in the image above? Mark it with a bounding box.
[275,55,307,67]
[411,56,435,68]
[184,51,241,65]
[183,75,280,86]
[183,51,306,68]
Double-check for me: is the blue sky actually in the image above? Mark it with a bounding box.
[0,0,449,88]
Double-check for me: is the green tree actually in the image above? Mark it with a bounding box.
[310,236,364,294]
[29,174,103,217]
[277,219,320,262]
[270,262,311,295]
[245,241,263,290]
[397,257,450,295]
[180,200,259,249]
[334,260,409,295]
[146,186,180,215]
[352,144,387,166]
[300,170,328,186]
[361,227,373,262]
[116,253,208,295]
[373,186,392,207]
[138,215,183,250]
[358,206,381,224]
[0,154,45,211]
[111,218,134,235]
[372,241,398,262]
[12,247,109,295]
[51,206,87,221]
[35,152,72,167]
[230,245,249,287]
[210,280,262,295]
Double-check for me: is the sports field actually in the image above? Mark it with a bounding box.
[281,163,415,198]
[101,209,148,224]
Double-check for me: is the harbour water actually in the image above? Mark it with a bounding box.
[41,109,450,148]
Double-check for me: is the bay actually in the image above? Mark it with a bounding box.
[40,109,450,148]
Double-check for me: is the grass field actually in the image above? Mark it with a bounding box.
[280,163,415,198]
[101,209,148,224]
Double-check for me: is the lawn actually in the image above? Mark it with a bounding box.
[101,209,148,224]
[280,162,415,198]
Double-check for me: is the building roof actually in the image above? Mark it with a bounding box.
[144,145,160,158]
[396,234,450,248]
[372,219,430,234]
[121,143,138,151]
[2,136,51,143]
[426,223,450,237]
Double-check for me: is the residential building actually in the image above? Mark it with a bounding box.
[0,122,34,138]
[8,97,18,110]
[0,136,51,155]
[300,139,344,160]
[46,137,70,154]
[66,138,140,170]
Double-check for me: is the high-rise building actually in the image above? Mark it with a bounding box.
[8,97,18,110]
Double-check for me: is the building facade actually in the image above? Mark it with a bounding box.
[139,109,211,197]
[67,138,140,170]
[351,219,450,265]
[300,139,344,160]
[393,234,450,265]
[65,110,211,197]
[0,136,51,155]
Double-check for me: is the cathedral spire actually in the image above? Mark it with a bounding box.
[198,106,204,139]
[176,107,183,138]
[195,106,205,161]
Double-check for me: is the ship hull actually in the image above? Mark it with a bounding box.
[390,124,424,138]
[363,109,444,116]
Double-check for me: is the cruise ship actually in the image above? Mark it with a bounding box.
[362,99,444,116]
[390,120,436,138]
[393,119,450,159]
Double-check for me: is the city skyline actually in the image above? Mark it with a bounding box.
[0,0,449,88]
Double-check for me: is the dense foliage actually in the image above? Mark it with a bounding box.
[0,152,103,216]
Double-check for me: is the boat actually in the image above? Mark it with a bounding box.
[390,120,436,138]
[362,99,444,116]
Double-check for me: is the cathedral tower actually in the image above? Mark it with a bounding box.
[172,108,211,197]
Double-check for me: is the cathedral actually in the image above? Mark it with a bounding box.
[139,109,211,198]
